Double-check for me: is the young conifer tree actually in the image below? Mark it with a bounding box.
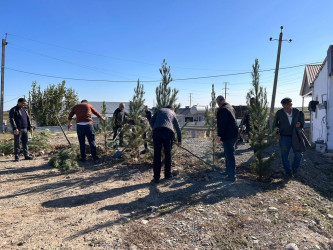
[155,59,180,112]
[100,101,112,153]
[124,79,148,158]
[246,59,277,179]
[204,84,217,164]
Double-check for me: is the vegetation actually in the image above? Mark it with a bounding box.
[0,130,52,155]
[204,84,218,164]
[29,81,78,126]
[49,145,81,172]
[124,79,150,158]
[246,59,277,179]
[99,101,112,152]
[155,59,180,112]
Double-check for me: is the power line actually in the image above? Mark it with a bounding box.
[5,62,322,83]
[7,43,142,78]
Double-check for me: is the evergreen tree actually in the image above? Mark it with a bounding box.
[124,79,149,158]
[100,101,112,152]
[155,59,180,112]
[204,84,217,164]
[29,81,78,126]
[246,59,277,179]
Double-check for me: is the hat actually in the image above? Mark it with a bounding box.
[281,97,292,105]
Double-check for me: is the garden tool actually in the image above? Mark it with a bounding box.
[55,115,71,145]
[177,145,219,170]
[113,145,128,158]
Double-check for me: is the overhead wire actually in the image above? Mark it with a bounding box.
[5,62,322,83]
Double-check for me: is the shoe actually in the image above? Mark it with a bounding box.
[93,156,99,161]
[79,158,86,162]
[14,158,19,162]
[292,169,298,177]
[24,156,33,160]
[150,178,159,184]
[225,176,236,182]
[221,171,228,176]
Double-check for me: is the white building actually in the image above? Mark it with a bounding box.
[304,45,333,151]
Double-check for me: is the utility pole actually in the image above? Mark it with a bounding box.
[222,82,229,99]
[189,93,192,107]
[268,26,292,131]
[0,33,8,133]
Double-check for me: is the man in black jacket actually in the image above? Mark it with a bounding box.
[275,97,305,177]
[216,95,238,182]
[9,98,33,162]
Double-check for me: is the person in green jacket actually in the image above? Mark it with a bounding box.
[112,103,127,147]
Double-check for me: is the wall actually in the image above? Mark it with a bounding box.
[311,61,329,146]
[327,74,333,150]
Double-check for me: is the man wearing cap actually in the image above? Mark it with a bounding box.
[68,100,105,161]
[216,95,239,182]
[9,98,34,162]
[274,97,305,177]
[149,105,181,184]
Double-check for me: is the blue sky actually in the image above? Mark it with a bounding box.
[1,0,333,111]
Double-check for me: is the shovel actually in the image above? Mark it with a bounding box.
[177,145,220,170]
[113,146,128,158]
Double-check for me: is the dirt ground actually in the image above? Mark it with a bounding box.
[0,133,332,249]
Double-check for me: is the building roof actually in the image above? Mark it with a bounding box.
[300,64,322,96]
[88,101,130,117]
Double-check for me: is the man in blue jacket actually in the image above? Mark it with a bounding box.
[274,97,304,177]
[9,98,33,162]
[149,105,181,184]
[216,95,238,182]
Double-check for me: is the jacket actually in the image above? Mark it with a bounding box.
[274,108,304,136]
[216,103,238,141]
[150,108,181,142]
[9,105,32,131]
[113,108,127,127]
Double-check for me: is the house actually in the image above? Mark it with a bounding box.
[303,45,333,151]
[300,64,322,109]
[177,106,207,126]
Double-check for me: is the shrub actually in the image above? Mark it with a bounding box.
[49,145,81,172]
[29,130,52,151]
[0,130,52,155]
[0,140,14,155]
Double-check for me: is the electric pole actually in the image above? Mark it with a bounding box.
[222,82,229,99]
[0,33,8,133]
[189,93,192,107]
[268,26,292,130]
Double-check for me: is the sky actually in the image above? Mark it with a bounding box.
[1,0,333,111]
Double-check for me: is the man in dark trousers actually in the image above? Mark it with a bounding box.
[274,97,305,177]
[68,100,105,161]
[112,103,127,147]
[149,105,181,183]
[216,95,238,182]
[9,98,34,162]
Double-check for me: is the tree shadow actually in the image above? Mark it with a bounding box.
[0,162,54,175]
[51,164,288,240]
[0,161,152,200]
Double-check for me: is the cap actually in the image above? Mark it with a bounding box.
[281,97,292,105]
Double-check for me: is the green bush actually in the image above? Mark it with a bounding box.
[29,130,52,151]
[49,145,81,172]
[0,130,52,155]
[0,140,14,155]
